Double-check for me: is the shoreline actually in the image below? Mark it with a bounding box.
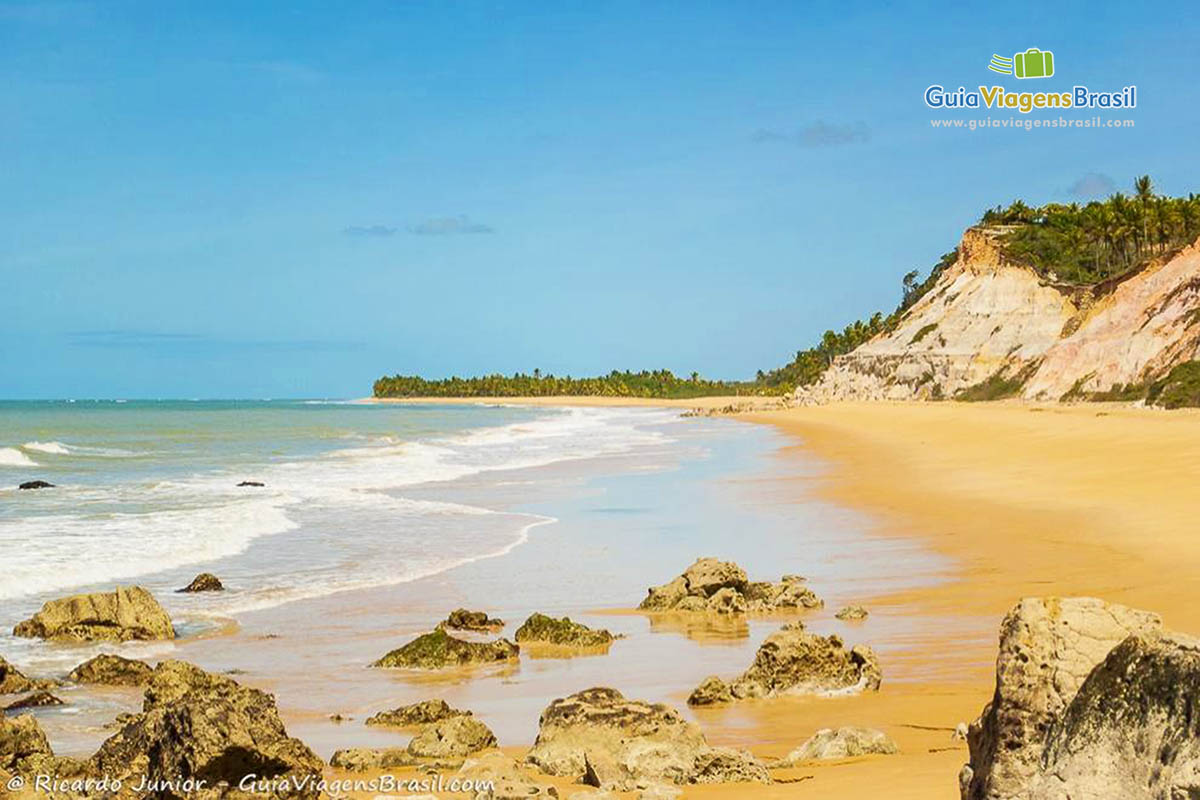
[361,396,1200,797]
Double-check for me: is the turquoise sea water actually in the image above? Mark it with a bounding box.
[0,400,674,624]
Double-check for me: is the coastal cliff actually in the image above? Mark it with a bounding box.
[796,228,1200,403]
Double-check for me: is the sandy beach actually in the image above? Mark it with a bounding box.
[345,397,1200,798]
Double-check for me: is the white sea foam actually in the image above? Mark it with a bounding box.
[0,447,37,467]
[0,407,676,611]
[22,441,71,455]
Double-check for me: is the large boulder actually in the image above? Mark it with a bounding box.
[1030,630,1200,799]
[515,614,615,649]
[69,654,154,687]
[365,698,468,728]
[440,609,505,632]
[13,586,175,642]
[456,751,559,799]
[0,713,54,774]
[689,622,881,703]
[779,727,898,762]
[373,628,519,669]
[638,559,821,614]
[89,660,323,799]
[526,687,767,790]
[960,597,1161,800]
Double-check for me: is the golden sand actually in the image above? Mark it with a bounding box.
[344,398,1200,798]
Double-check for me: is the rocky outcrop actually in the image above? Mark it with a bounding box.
[13,586,175,642]
[1030,630,1200,800]
[689,622,881,704]
[835,605,869,621]
[18,480,54,490]
[440,608,505,632]
[798,229,1200,403]
[526,687,768,790]
[373,628,519,669]
[5,691,64,711]
[365,698,468,728]
[332,716,495,771]
[69,654,154,686]
[515,614,615,649]
[960,596,1162,800]
[90,660,323,798]
[779,727,897,762]
[1,713,54,774]
[0,657,43,694]
[177,573,224,592]
[638,559,821,614]
[408,715,497,758]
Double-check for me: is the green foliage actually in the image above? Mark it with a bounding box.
[1148,361,1200,409]
[955,362,1041,402]
[910,323,938,345]
[373,369,761,399]
[983,176,1200,285]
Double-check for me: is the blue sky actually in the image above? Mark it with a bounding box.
[2,1,1197,398]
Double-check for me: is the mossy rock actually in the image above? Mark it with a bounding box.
[514,613,614,648]
[373,628,519,669]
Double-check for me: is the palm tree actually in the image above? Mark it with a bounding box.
[1134,175,1154,255]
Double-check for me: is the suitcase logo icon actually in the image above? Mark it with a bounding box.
[988,48,1055,79]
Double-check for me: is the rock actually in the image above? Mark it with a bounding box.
[89,660,323,798]
[638,558,822,614]
[698,622,881,701]
[686,676,733,707]
[456,751,559,799]
[0,657,39,694]
[0,713,53,774]
[637,786,682,800]
[329,748,422,771]
[407,715,497,759]
[526,687,768,790]
[953,722,969,741]
[780,727,898,762]
[373,628,519,669]
[835,605,869,621]
[960,597,1161,800]
[4,692,64,712]
[441,609,505,632]
[17,480,54,490]
[177,572,224,592]
[237,481,265,487]
[514,614,615,648]
[13,586,175,642]
[69,654,154,686]
[1030,630,1200,800]
[366,698,468,728]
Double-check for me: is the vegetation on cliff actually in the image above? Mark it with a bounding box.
[983,176,1200,285]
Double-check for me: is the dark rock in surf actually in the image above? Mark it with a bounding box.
[4,692,64,712]
[177,573,224,593]
[237,481,265,487]
[17,481,54,490]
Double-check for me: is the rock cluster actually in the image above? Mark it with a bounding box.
[177,573,224,592]
[440,608,505,632]
[365,698,468,728]
[959,596,1172,800]
[526,687,768,790]
[638,558,821,614]
[90,660,323,798]
[69,654,154,686]
[688,622,881,704]
[779,727,897,762]
[373,628,520,669]
[835,605,869,621]
[455,751,559,799]
[13,586,175,642]
[514,613,615,649]
[332,713,496,771]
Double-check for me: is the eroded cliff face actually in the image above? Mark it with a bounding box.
[797,228,1200,403]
